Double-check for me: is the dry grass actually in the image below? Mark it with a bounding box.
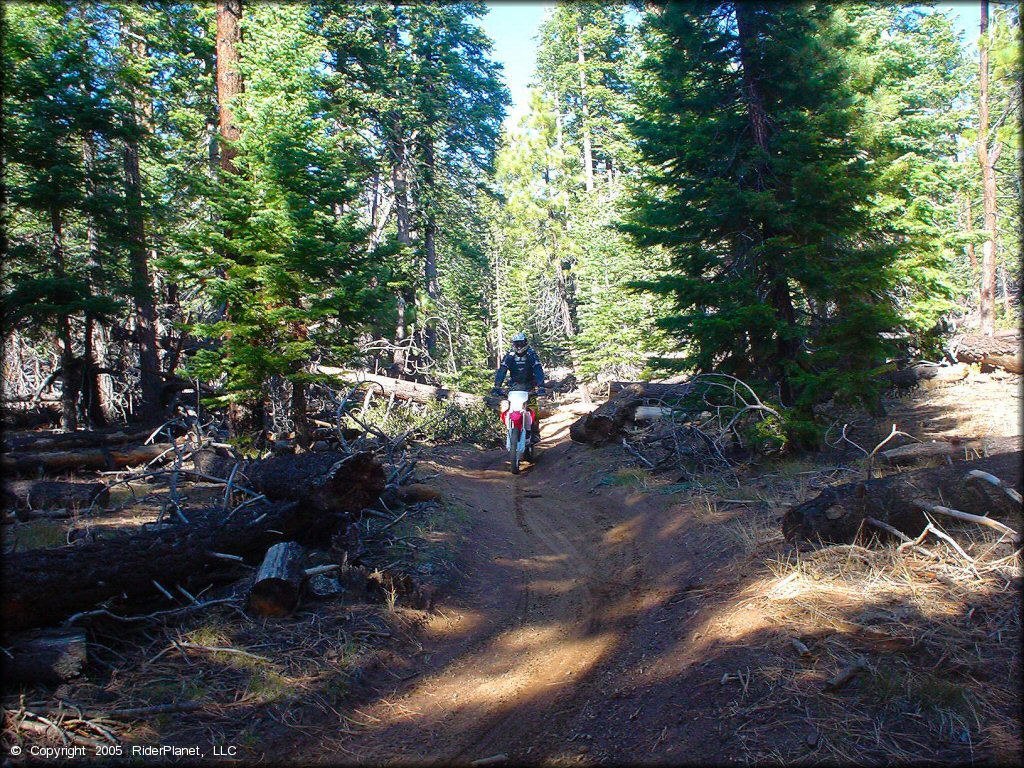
[729,524,1022,765]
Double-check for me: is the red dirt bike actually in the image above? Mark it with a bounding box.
[498,388,539,474]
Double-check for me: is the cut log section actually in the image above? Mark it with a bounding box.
[1,631,87,685]
[783,451,1022,545]
[879,436,1021,466]
[192,450,385,517]
[0,443,177,476]
[953,330,1022,373]
[247,542,306,617]
[2,481,109,518]
[316,366,501,409]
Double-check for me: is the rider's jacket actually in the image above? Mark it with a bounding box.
[495,347,545,391]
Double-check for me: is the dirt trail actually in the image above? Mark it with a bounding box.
[318,413,750,765]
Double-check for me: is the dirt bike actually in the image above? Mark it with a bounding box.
[498,388,539,475]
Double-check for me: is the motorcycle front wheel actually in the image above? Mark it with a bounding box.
[510,427,521,474]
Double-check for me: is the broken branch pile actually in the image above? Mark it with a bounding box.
[570,374,781,471]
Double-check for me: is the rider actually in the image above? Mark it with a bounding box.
[492,332,546,444]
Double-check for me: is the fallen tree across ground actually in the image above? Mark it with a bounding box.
[315,366,501,409]
[191,450,384,517]
[879,436,1021,466]
[3,452,386,631]
[953,329,1022,373]
[0,443,178,476]
[2,480,109,517]
[783,451,1022,545]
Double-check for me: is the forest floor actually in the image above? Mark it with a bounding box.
[2,370,1020,765]
[300,370,1021,766]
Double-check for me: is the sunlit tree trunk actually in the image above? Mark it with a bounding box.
[977,0,999,335]
[577,20,594,193]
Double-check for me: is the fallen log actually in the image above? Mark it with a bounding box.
[2,480,109,517]
[1,631,87,685]
[953,330,1022,373]
[0,501,306,632]
[879,436,1021,466]
[247,542,306,617]
[2,426,158,453]
[570,382,694,445]
[0,443,177,476]
[881,363,970,391]
[192,450,385,516]
[783,451,1022,545]
[316,366,501,409]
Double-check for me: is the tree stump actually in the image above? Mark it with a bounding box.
[247,542,306,617]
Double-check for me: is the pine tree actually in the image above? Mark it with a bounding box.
[623,2,902,439]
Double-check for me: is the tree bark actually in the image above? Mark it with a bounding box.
[122,28,163,428]
[879,436,1020,466]
[314,367,499,409]
[953,329,1021,372]
[216,0,243,174]
[977,0,998,336]
[423,136,440,357]
[0,501,318,632]
[782,451,1021,545]
[577,19,594,193]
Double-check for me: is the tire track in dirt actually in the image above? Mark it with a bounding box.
[321,423,650,765]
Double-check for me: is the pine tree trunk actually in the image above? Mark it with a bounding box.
[423,137,440,358]
[977,0,998,337]
[81,136,109,428]
[577,20,595,193]
[123,29,162,424]
[734,2,799,406]
[50,205,78,432]
[216,0,243,174]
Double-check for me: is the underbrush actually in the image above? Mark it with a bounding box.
[351,399,504,448]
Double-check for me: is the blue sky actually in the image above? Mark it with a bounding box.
[478,2,983,130]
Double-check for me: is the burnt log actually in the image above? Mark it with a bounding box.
[2,481,109,519]
[880,363,969,391]
[192,450,385,516]
[0,443,176,476]
[783,451,1022,545]
[953,330,1022,373]
[247,542,306,617]
[1,631,87,685]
